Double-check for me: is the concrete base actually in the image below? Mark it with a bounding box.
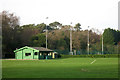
[69,52,73,55]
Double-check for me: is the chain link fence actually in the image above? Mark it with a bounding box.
[54,45,120,55]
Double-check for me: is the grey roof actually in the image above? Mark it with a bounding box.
[31,47,53,52]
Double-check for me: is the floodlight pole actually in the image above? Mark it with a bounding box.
[102,29,104,54]
[70,22,73,55]
[46,17,48,49]
[88,26,90,55]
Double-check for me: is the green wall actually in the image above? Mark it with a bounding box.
[15,50,22,59]
[15,47,39,59]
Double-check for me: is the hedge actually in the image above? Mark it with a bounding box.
[60,54,119,58]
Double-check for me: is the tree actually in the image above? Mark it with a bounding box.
[64,36,70,50]
[20,27,34,46]
[2,11,19,29]
[116,30,120,44]
[49,21,62,29]
[74,23,81,31]
[56,38,67,50]
[36,23,46,33]
[1,11,20,58]
[103,28,117,45]
[30,33,46,47]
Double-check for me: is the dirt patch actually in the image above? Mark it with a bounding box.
[2,59,39,60]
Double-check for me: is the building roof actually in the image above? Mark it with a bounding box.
[31,47,53,52]
[14,46,53,52]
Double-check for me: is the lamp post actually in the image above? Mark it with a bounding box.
[88,26,90,55]
[46,17,48,49]
[70,22,73,55]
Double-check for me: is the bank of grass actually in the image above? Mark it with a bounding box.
[2,58,118,78]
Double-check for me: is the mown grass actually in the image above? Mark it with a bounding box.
[2,58,118,78]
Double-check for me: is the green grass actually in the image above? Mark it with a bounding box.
[2,58,118,78]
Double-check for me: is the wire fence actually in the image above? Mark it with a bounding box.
[54,45,120,55]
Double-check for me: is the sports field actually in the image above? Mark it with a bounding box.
[2,58,118,78]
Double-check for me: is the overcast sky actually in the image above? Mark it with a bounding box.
[0,0,119,31]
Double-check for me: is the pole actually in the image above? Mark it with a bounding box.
[46,29,47,49]
[70,22,73,55]
[88,26,89,55]
[46,17,48,49]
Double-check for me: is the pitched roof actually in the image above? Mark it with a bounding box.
[30,47,53,52]
[14,46,53,52]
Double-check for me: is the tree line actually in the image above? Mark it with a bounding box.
[1,11,120,58]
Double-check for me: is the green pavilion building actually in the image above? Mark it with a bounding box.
[14,46,57,60]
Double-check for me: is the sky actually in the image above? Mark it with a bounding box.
[0,0,119,31]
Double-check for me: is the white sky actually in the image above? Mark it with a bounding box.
[0,0,119,31]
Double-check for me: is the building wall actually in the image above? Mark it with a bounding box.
[34,52,39,59]
[23,48,34,59]
[15,48,39,59]
[16,50,22,59]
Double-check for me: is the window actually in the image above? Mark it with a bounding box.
[34,52,38,55]
[25,53,31,56]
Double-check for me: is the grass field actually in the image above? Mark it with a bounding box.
[2,58,118,78]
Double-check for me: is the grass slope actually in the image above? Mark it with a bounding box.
[2,58,118,78]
